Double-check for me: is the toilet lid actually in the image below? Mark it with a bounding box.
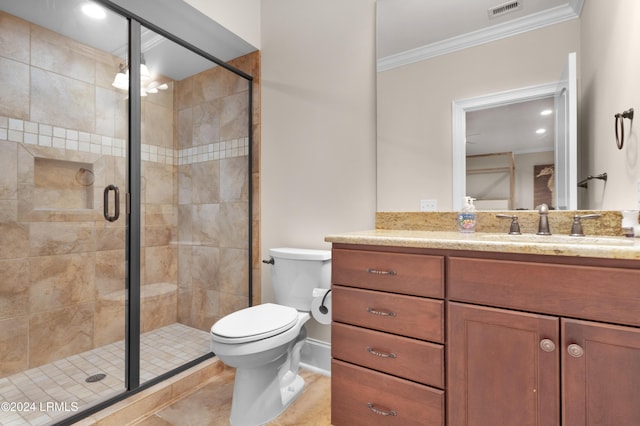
[211,303,299,344]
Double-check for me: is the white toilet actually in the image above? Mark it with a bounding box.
[210,247,331,426]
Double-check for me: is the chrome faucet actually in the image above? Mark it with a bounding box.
[537,203,551,235]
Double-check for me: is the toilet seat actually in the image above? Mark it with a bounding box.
[211,303,299,344]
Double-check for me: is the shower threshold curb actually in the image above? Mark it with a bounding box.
[75,357,224,425]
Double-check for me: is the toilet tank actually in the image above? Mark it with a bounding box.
[269,248,331,311]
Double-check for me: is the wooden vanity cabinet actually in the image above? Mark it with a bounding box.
[448,306,640,426]
[330,248,445,426]
[447,256,640,426]
[330,244,640,425]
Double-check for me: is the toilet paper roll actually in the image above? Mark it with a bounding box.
[310,289,332,325]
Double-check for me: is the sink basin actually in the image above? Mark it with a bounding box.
[480,233,635,247]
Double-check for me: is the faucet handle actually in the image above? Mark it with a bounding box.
[569,214,602,236]
[496,214,521,235]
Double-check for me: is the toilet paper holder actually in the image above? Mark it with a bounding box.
[319,289,331,314]
[311,288,332,324]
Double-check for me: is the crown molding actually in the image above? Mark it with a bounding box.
[377,2,583,73]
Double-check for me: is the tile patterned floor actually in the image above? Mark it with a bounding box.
[0,323,211,426]
[132,368,332,426]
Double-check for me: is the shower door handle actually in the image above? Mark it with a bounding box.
[103,185,120,222]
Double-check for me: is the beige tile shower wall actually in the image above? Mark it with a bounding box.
[0,11,177,376]
[0,11,126,376]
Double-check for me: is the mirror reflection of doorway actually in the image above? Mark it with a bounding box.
[466,97,555,210]
[453,52,577,211]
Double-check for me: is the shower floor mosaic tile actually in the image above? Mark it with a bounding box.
[0,323,211,426]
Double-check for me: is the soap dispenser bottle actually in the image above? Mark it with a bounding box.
[458,196,477,233]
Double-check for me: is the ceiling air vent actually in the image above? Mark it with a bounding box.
[488,0,522,19]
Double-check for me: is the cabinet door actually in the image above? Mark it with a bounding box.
[562,319,640,426]
[448,302,560,426]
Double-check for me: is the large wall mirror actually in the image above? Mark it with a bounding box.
[376,0,640,213]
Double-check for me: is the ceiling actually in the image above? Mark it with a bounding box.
[466,96,556,155]
[0,0,255,81]
[376,0,581,156]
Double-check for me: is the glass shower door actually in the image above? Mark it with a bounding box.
[136,24,253,383]
[0,1,129,424]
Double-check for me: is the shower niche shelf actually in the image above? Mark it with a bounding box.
[34,158,95,211]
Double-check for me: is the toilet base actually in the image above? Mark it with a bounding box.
[228,327,308,426]
[280,372,305,407]
[229,368,305,426]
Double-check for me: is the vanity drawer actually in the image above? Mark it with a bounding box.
[332,359,444,426]
[332,285,444,342]
[332,322,444,388]
[448,257,640,327]
[332,248,444,298]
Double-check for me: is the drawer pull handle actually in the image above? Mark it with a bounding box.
[367,347,397,359]
[367,307,396,317]
[366,268,397,276]
[367,402,397,417]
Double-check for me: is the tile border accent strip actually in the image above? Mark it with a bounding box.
[0,116,248,165]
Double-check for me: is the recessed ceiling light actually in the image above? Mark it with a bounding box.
[82,3,107,19]
[536,128,546,134]
[540,109,553,116]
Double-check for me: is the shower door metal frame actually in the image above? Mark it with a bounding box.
[126,17,142,391]
[58,1,254,423]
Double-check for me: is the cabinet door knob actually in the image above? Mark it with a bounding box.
[567,343,584,358]
[539,339,556,352]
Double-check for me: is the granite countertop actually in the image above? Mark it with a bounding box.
[325,229,640,261]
